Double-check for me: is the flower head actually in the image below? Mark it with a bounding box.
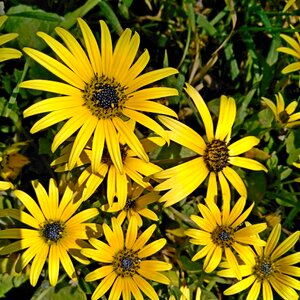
[101,180,160,227]
[218,223,300,300]
[154,83,267,207]
[277,29,300,74]
[19,18,178,174]
[81,217,172,300]
[0,15,22,62]
[0,179,100,286]
[262,92,300,128]
[185,197,267,280]
[52,136,164,207]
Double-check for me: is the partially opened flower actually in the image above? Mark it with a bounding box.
[82,217,172,300]
[277,29,300,74]
[101,180,160,227]
[154,83,267,207]
[0,142,30,181]
[0,15,22,62]
[262,92,300,128]
[218,223,300,300]
[185,197,267,280]
[52,136,164,207]
[19,18,178,173]
[0,179,101,286]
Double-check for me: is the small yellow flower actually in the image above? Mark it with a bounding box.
[0,179,101,286]
[262,92,300,128]
[154,83,267,207]
[52,136,164,207]
[101,180,160,227]
[19,18,178,173]
[218,223,300,300]
[82,217,172,300]
[185,197,267,280]
[0,15,22,62]
[277,29,300,74]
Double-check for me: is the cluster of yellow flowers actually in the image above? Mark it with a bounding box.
[0,11,299,300]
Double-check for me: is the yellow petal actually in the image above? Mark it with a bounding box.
[23,47,84,89]
[100,20,113,77]
[228,136,260,156]
[29,243,49,286]
[158,115,206,154]
[49,244,60,286]
[78,18,101,74]
[215,95,236,141]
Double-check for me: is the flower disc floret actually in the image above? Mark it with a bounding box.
[113,248,141,277]
[42,221,65,243]
[204,139,229,173]
[83,75,127,118]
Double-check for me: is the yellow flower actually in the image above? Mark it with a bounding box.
[169,286,202,300]
[154,83,267,207]
[0,142,30,181]
[185,197,267,280]
[19,18,178,173]
[81,217,172,300]
[52,136,164,207]
[262,92,300,128]
[277,30,300,74]
[0,15,22,62]
[218,223,300,300]
[0,179,101,286]
[101,180,160,227]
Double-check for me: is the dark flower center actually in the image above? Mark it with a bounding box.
[93,85,119,109]
[122,257,134,270]
[42,221,65,243]
[204,139,229,173]
[83,75,127,119]
[113,248,141,277]
[125,198,136,210]
[279,110,290,123]
[211,226,234,247]
[254,257,274,279]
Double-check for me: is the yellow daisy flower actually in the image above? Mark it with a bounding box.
[19,18,178,173]
[218,223,300,300]
[169,286,202,300]
[261,92,300,128]
[185,197,267,280]
[0,179,101,286]
[0,15,22,62]
[154,83,267,207]
[101,180,160,227]
[277,29,300,74]
[81,217,172,300]
[52,136,164,207]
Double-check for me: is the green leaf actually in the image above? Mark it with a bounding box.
[6,5,63,50]
[286,130,300,165]
[60,0,102,30]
